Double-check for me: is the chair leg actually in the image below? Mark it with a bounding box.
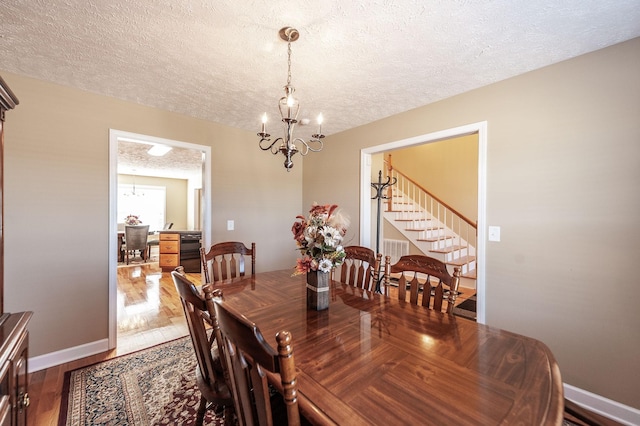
[223,405,235,426]
[195,395,207,426]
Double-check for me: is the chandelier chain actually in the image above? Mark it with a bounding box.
[287,41,292,87]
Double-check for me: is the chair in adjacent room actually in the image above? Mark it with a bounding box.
[201,241,255,284]
[122,224,150,264]
[213,298,302,426]
[171,268,235,426]
[384,254,461,313]
[336,245,382,292]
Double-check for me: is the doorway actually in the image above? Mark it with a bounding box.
[359,122,487,323]
[108,129,212,349]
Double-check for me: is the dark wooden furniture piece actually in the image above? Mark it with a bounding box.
[384,254,462,313]
[337,246,381,291]
[159,230,202,272]
[122,225,150,264]
[171,269,234,426]
[214,298,302,426]
[200,241,255,284]
[0,75,33,426]
[214,269,564,425]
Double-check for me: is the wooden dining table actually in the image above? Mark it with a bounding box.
[215,269,564,425]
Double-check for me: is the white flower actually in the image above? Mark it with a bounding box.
[321,226,343,247]
[304,226,318,245]
[318,258,333,273]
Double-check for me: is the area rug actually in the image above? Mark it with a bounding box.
[58,336,226,426]
[453,293,477,320]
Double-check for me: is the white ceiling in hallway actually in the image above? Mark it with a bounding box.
[2,0,639,164]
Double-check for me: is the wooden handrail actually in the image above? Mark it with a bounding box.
[385,158,477,229]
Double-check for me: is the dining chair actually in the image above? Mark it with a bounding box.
[336,246,382,292]
[384,254,461,313]
[171,268,235,426]
[213,297,302,426]
[122,224,150,264]
[201,241,255,284]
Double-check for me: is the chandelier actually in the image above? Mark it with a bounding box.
[258,27,324,171]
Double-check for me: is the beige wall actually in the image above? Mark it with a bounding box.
[2,72,301,358]
[118,174,189,230]
[304,38,640,408]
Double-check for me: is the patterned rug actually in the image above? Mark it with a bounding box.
[58,336,226,425]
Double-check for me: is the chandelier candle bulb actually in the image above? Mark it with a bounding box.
[261,113,267,133]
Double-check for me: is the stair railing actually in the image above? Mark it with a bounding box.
[385,157,477,275]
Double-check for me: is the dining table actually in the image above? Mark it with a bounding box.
[214,269,564,425]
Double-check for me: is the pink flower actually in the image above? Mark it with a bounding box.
[294,256,314,275]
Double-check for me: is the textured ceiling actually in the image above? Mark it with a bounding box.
[117,140,203,180]
[2,0,640,175]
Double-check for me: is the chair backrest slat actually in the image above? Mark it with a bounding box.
[337,246,381,291]
[201,241,255,285]
[385,255,461,313]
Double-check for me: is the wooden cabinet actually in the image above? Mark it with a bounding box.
[1,75,32,426]
[0,313,31,426]
[159,233,180,271]
[159,231,202,272]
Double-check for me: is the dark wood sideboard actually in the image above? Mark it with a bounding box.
[1,75,33,426]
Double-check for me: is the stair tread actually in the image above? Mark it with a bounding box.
[461,271,477,279]
[447,255,476,266]
[418,236,455,242]
[429,245,465,253]
[405,227,442,232]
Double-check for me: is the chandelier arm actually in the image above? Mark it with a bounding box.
[305,137,324,154]
[269,137,285,155]
[258,135,277,152]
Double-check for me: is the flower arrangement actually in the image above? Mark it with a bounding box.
[292,203,349,275]
[124,214,142,225]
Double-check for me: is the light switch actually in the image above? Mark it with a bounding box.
[488,226,501,242]
[227,220,234,231]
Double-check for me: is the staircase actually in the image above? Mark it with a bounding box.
[382,162,477,288]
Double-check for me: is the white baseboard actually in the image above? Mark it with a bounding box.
[564,383,640,426]
[29,339,110,373]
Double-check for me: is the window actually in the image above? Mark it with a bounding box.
[118,184,166,232]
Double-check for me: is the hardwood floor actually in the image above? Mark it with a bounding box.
[27,263,475,425]
[28,262,196,426]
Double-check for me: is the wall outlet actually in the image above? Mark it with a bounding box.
[488,226,501,242]
[227,220,234,231]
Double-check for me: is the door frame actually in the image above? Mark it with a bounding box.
[359,121,487,323]
[108,129,212,349]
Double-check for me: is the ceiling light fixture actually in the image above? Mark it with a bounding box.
[258,27,324,172]
[147,144,172,156]
[123,173,144,197]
